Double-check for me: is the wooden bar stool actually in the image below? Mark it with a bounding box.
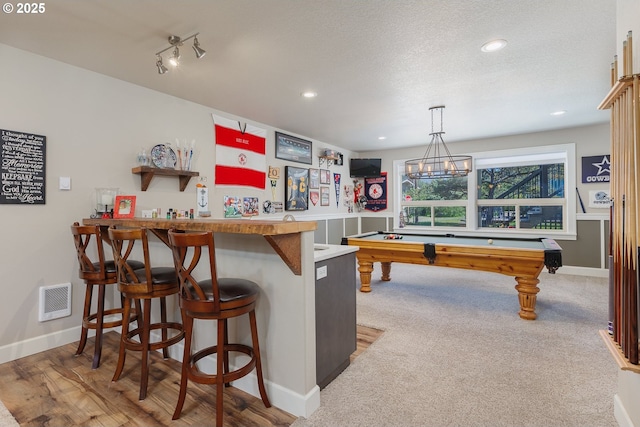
[108,226,184,400]
[167,229,271,426]
[70,222,144,369]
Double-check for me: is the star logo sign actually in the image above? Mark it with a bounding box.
[592,156,610,175]
[238,153,247,166]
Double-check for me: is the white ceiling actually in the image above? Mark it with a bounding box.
[0,0,616,152]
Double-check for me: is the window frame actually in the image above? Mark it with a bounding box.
[394,143,576,238]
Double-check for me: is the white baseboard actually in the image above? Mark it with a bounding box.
[0,327,320,418]
[0,326,83,365]
[556,265,609,278]
[615,393,635,427]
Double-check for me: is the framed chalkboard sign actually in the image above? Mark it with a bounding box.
[0,128,46,204]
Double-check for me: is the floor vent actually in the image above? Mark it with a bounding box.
[39,283,72,322]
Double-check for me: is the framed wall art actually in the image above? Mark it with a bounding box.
[309,168,320,189]
[285,166,309,211]
[275,131,312,165]
[320,186,330,206]
[113,195,136,218]
[320,169,330,185]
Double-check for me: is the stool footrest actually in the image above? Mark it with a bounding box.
[188,344,257,385]
[123,322,185,352]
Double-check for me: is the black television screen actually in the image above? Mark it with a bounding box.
[350,158,382,178]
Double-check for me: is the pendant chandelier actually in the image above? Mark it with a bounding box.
[404,106,472,179]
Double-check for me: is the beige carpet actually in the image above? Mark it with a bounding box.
[293,264,618,427]
[0,400,18,427]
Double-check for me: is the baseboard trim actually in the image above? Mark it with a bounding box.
[556,265,608,278]
[0,325,83,365]
[614,393,635,427]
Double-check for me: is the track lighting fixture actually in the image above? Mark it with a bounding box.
[155,33,205,74]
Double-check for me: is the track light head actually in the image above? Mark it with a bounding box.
[156,56,168,74]
[168,46,180,67]
[192,36,206,59]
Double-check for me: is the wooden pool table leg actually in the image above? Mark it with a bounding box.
[357,260,373,292]
[380,262,392,281]
[514,277,540,320]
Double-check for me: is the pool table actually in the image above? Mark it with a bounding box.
[341,231,562,320]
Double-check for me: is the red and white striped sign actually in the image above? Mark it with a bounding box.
[213,114,266,189]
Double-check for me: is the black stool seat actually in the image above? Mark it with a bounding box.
[196,278,260,302]
[98,260,144,274]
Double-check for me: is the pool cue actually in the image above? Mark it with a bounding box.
[633,75,640,362]
[624,85,639,363]
[615,98,624,345]
[576,187,586,213]
[609,202,614,335]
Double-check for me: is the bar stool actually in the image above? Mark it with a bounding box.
[70,222,144,369]
[108,226,184,400]
[167,229,270,426]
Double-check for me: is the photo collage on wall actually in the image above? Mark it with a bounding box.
[215,127,351,214]
[223,195,260,218]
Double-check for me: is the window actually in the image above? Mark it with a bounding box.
[401,176,467,228]
[396,143,576,237]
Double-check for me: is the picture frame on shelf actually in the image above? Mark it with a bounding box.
[275,131,312,165]
[285,166,309,211]
[113,195,136,219]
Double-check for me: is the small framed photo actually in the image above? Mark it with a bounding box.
[285,166,309,211]
[113,195,136,218]
[309,168,320,189]
[320,169,331,185]
[320,186,330,206]
[275,131,312,165]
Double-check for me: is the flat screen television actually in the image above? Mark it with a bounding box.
[350,158,382,178]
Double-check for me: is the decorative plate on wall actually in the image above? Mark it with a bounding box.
[150,144,177,168]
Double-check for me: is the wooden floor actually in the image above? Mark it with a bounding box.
[0,325,383,426]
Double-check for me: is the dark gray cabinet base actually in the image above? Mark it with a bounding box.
[315,252,357,389]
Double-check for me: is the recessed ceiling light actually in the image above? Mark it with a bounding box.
[550,110,566,116]
[481,39,507,53]
[378,136,386,140]
[301,91,317,98]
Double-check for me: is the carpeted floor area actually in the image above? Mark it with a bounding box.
[0,401,18,427]
[292,264,619,427]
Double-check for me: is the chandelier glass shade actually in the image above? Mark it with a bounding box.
[404,106,472,179]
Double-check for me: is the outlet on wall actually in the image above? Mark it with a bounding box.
[316,265,328,280]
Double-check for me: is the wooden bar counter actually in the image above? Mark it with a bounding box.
[83,217,317,275]
[82,217,321,417]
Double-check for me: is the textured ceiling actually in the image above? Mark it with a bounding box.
[0,0,616,151]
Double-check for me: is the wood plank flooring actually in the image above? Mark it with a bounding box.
[0,325,382,426]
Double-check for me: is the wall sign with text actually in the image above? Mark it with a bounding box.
[581,154,610,183]
[1,128,46,204]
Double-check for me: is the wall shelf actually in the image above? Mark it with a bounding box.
[318,155,342,168]
[131,166,199,191]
